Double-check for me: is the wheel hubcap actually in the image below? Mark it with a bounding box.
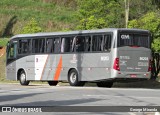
[20,73,26,82]
[70,73,76,83]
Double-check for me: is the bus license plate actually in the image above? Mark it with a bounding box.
[130,74,137,78]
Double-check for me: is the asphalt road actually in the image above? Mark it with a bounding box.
[0,84,160,115]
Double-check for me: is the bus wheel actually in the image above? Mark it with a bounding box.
[97,81,113,88]
[19,70,30,86]
[68,69,85,86]
[48,81,58,86]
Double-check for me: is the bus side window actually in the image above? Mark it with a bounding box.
[61,37,73,53]
[8,44,14,58]
[7,42,17,59]
[54,37,61,53]
[92,35,103,51]
[18,39,31,54]
[32,38,45,53]
[103,34,112,51]
[32,39,38,53]
[71,36,91,52]
[76,36,85,52]
[46,38,54,53]
[39,39,45,53]
[84,36,91,52]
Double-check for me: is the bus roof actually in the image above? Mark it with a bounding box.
[10,28,150,40]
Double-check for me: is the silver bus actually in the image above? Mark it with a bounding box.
[6,28,152,87]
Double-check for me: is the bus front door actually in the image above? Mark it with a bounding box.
[6,42,17,80]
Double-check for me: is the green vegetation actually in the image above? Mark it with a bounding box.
[76,0,124,29]
[21,18,42,34]
[0,38,9,47]
[0,0,77,35]
[152,39,160,52]
[0,0,159,41]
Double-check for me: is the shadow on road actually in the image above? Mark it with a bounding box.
[2,98,103,106]
[0,92,44,103]
[83,80,160,89]
[113,80,160,89]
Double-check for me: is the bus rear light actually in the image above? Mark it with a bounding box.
[130,46,139,48]
[113,58,120,71]
[148,59,152,72]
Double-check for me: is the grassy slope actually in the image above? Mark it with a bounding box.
[0,38,9,47]
[0,0,77,35]
[0,0,77,83]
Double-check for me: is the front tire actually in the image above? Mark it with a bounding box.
[48,81,58,86]
[19,70,30,86]
[97,81,113,88]
[68,69,85,86]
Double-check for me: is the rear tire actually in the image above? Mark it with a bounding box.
[19,70,30,86]
[97,81,113,88]
[68,69,85,86]
[48,81,58,86]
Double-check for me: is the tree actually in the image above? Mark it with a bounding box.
[77,16,107,30]
[128,0,158,19]
[76,0,124,30]
[21,18,42,34]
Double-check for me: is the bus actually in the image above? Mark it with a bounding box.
[6,28,152,87]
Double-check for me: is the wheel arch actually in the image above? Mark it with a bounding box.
[17,68,26,81]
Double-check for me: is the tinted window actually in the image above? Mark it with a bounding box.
[7,42,17,59]
[92,34,112,52]
[72,36,91,52]
[134,35,149,48]
[46,38,54,53]
[8,43,14,58]
[118,34,150,48]
[92,35,103,51]
[54,37,61,53]
[32,38,45,53]
[84,36,91,51]
[18,39,31,54]
[103,35,112,51]
[61,37,73,53]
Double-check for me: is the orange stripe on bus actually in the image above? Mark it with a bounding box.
[40,55,49,80]
[54,56,62,80]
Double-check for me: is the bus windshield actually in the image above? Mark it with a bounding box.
[118,33,150,48]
